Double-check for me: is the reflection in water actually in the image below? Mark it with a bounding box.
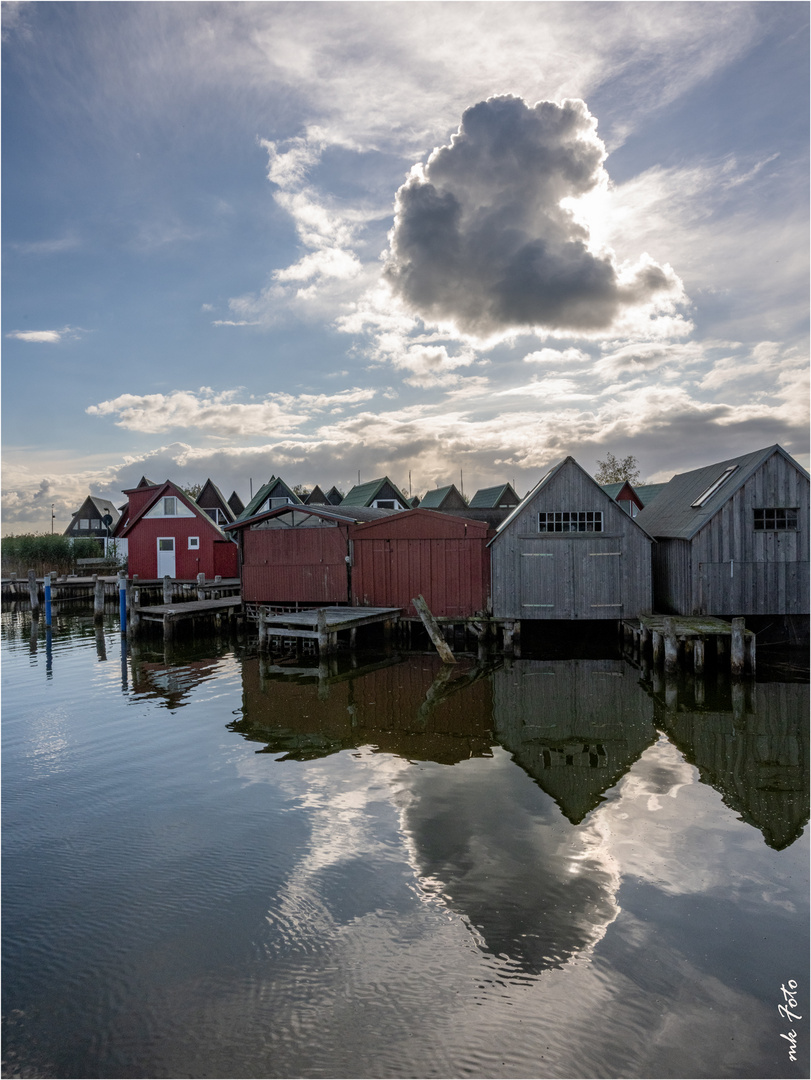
[2,607,809,1080]
[493,658,658,823]
[231,653,497,765]
[650,676,810,850]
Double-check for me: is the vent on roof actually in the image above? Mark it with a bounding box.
[691,465,738,508]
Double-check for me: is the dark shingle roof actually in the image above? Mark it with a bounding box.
[420,485,454,508]
[634,445,807,540]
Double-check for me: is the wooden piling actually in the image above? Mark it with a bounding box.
[663,617,678,673]
[163,575,173,604]
[412,595,456,664]
[44,574,52,628]
[94,575,105,623]
[197,572,206,601]
[731,617,745,676]
[652,630,662,667]
[317,609,330,655]
[693,637,705,676]
[28,569,40,616]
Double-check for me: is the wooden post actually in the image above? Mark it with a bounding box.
[641,622,652,656]
[214,574,222,599]
[350,627,358,650]
[694,675,705,708]
[94,575,105,623]
[503,621,514,655]
[663,617,678,673]
[746,633,756,676]
[731,617,745,676]
[411,595,456,664]
[693,637,705,676]
[28,569,40,616]
[129,590,141,635]
[731,679,745,724]
[258,613,268,652]
[44,574,52,628]
[197,572,206,601]
[95,627,107,662]
[163,575,173,604]
[118,572,127,634]
[317,609,330,656]
[665,675,678,712]
[651,630,662,667]
[163,611,174,644]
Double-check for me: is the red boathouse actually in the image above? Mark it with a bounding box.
[118,480,238,580]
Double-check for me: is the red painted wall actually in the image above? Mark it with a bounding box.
[240,523,351,604]
[351,510,492,616]
[127,516,237,580]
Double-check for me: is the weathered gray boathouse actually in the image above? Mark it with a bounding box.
[634,444,809,618]
[489,457,653,622]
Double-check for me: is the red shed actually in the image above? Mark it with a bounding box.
[225,504,402,605]
[351,509,492,617]
[119,480,238,580]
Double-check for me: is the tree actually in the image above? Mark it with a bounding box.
[181,482,203,500]
[594,453,642,485]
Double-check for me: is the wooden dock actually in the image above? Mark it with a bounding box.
[258,606,402,655]
[135,595,243,639]
[622,614,756,675]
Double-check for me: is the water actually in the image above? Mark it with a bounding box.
[2,608,808,1079]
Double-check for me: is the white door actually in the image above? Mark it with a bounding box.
[157,537,176,578]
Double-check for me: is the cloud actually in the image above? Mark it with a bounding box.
[86,386,378,436]
[523,347,590,366]
[5,325,88,344]
[383,96,686,340]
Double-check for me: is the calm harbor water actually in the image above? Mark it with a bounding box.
[2,607,809,1080]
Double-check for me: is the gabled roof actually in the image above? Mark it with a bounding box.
[196,479,235,522]
[469,483,520,508]
[634,483,668,508]
[227,490,245,516]
[136,476,157,488]
[634,445,809,541]
[489,457,654,545]
[304,485,327,505]
[419,484,456,508]
[601,481,643,512]
[225,503,402,532]
[325,486,344,505]
[237,477,303,521]
[66,495,120,529]
[118,480,231,540]
[340,476,410,508]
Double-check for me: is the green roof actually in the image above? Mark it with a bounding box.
[340,476,409,508]
[469,483,519,508]
[237,477,303,520]
[634,483,667,507]
[419,485,455,508]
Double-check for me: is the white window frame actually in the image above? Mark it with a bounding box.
[188,536,200,549]
[162,496,178,515]
[538,511,603,533]
[691,466,737,508]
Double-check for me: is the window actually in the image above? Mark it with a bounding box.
[538,511,603,533]
[691,466,737,507]
[79,519,90,529]
[188,536,200,549]
[91,519,101,528]
[374,500,397,509]
[205,507,227,524]
[162,497,177,515]
[754,508,798,531]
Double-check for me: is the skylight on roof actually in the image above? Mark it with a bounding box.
[691,465,738,507]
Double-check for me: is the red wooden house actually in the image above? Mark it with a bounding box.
[118,480,238,580]
[351,509,492,617]
[225,504,399,605]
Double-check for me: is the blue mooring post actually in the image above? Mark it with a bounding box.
[44,574,52,628]
[118,572,127,635]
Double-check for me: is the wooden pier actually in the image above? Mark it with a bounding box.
[258,606,402,655]
[134,596,243,640]
[622,614,756,675]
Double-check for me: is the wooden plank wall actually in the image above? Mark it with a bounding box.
[688,453,809,615]
[491,460,653,620]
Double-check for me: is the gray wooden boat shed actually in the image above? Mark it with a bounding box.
[634,444,810,617]
[489,457,653,621]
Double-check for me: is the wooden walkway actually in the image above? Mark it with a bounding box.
[259,606,402,654]
[136,596,243,639]
[622,614,755,675]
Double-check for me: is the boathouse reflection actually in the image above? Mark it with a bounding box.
[492,658,658,822]
[650,678,809,850]
[231,654,496,764]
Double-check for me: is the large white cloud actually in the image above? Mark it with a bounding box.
[383,96,686,340]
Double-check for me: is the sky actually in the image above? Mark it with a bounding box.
[2,1,808,534]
